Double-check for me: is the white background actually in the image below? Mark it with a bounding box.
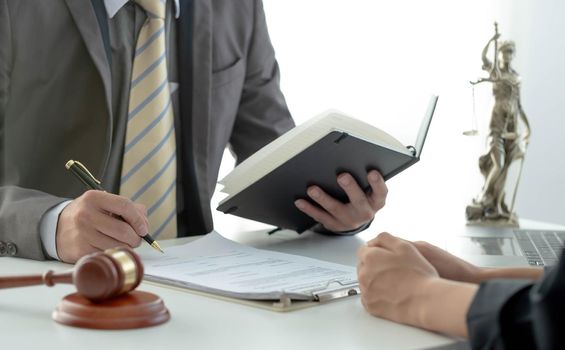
[213,0,565,238]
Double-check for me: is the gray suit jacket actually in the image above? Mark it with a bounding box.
[0,0,294,260]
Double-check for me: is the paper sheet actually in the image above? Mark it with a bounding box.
[141,232,358,300]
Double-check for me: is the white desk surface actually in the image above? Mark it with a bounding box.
[1,229,463,350]
[3,217,563,350]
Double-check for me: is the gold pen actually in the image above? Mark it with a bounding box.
[65,160,164,253]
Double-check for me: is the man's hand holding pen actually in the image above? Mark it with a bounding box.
[58,160,164,263]
[56,190,149,263]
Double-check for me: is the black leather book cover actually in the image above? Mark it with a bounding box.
[217,131,418,233]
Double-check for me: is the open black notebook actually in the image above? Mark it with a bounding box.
[217,96,438,232]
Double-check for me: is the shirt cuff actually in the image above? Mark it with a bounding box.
[39,200,71,260]
[311,219,373,236]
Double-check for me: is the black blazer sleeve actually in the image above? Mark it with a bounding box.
[467,250,565,350]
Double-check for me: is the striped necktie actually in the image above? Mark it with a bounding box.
[120,0,177,239]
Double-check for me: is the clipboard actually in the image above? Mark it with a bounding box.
[144,277,361,312]
[140,232,361,312]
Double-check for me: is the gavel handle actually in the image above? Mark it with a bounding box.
[0,270,73,289]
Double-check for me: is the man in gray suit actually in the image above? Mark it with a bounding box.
[0,0,387,262]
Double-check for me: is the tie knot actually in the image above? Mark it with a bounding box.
[135,0,166,19]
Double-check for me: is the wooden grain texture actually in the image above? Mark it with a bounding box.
[52,291,170,329]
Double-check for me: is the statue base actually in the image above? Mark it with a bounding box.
[465,204,519,227]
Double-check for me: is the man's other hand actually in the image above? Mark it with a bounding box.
[294,170,387,232]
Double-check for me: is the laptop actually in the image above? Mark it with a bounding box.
[447,225,565,267]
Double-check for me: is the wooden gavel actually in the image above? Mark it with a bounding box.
[0,247,144,302]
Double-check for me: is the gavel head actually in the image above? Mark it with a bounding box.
[73,247,144,302]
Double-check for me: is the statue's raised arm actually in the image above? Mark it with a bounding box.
[471,23,502,85]
[481,25,501,72]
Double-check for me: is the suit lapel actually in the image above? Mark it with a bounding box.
[64,0,113,123]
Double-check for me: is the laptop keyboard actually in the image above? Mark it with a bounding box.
[514,229,565,266]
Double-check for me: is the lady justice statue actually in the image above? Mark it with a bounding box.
[465,23,531,225]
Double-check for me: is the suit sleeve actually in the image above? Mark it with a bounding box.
[467,250,565,349]
[0,0,9,160]
[0,1,67,260]
[228,0,295,163]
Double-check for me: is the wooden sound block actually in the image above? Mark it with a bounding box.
[52,291,170,330]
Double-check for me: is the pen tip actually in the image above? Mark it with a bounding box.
[152,242,164,254]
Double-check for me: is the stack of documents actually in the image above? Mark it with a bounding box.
[141,232,359,304]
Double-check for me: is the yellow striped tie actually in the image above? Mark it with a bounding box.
[120,0,177,239]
